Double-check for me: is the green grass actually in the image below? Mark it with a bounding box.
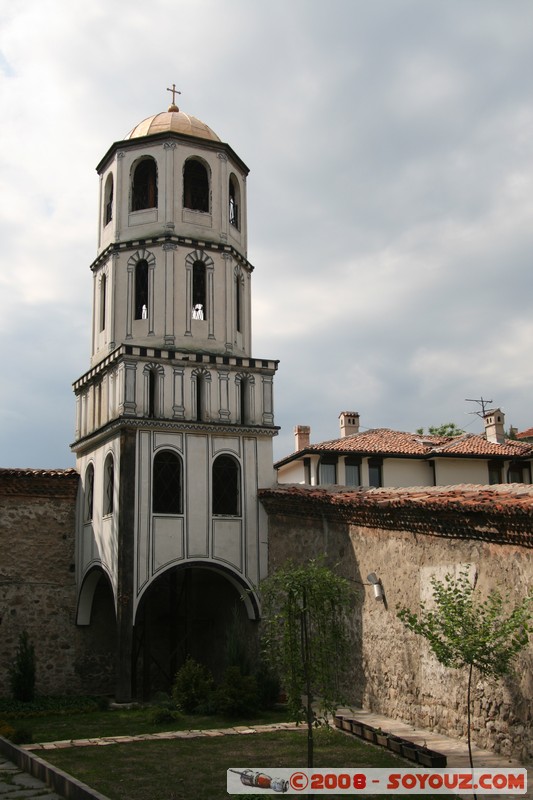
[41,728,438,800]
[2,704,291,744]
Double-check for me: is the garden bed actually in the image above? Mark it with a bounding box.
[334,716,447,768]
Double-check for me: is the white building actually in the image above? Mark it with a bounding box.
[276,410,532,488]
[72,98,278,700]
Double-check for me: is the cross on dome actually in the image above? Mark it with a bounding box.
[167,83,181,111]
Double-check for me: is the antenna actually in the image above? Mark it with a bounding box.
[465,397,493,419]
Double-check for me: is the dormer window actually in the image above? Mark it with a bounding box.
[131,157,157,211]
[184,159,209,212]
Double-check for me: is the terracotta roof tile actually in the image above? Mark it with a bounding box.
[277,428,533,464]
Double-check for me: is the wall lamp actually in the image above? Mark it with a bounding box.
[367,572,385,602]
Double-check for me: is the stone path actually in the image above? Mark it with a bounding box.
[1,711,531,798]
[0,754,63,799]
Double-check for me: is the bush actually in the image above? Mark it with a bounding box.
[254,662,280,710]
[149,707,181,725]
[214,666,259,717]
[172,657,214,714]
[9,631,36,702]
[10,725,33,744]
[0,719,15,740]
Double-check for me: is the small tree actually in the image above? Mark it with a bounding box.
[416,423,464,437]
[260,559,354,768]
[9,631,36,702]
[397,569,531,782]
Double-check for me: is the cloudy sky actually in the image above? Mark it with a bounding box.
[1,0,533,468]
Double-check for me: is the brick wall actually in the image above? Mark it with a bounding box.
[0,469,114,698]
[261,485,533,762]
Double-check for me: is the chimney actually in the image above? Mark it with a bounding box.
[294,425,311,451]
[339,411,360,437]
[484,408,506,444]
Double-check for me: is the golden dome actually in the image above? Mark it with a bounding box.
[125,108,221,143]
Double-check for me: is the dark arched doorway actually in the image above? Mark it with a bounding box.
[133,564,258,699]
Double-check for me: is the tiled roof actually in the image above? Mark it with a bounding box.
[259,484,533,548]
[0,468,79,498]
[517,427,533,440]
[276,428,533,465]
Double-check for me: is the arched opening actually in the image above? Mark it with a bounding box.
[76,568,117,695]
[135,259,149,320]
[184,159,209,212]
[131,158,157,211]
[99,274,107,332]
[133,565,258,699]
[212,454,241,516]
[103,453,114,516]
[103,173,113,225]
[229,174,240,228]
[84,463,94,522]
[192,260,206,320]
[153,450,183,514]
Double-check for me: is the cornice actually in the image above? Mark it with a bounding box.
[90,234,254,274]
[71,416,279,454]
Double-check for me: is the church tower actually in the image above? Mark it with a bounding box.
[72,93,278,700]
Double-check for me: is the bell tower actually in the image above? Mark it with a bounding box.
[72,95,278,700]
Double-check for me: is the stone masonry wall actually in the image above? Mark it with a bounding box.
[262,487,533,763]
[0,470,114,698]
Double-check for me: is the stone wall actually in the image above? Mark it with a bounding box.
[0,469,115,698]
[260,485,533,762]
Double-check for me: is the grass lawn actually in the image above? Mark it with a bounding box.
[3,705,291,743]
[41,728,453,800]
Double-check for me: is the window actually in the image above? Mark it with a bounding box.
[195,372,205,421]
[131,158,157,211]
[488,460,502,485]
[212,454,241,516]
[235,274,242,333]
[184,159,209,212]
[100,274,106,332]
[192,260,206,320]
[148,370,157,418]
[153,450,183,514]
[345,458,361,487]
[84,464,94,522]
[103,173,113,225]
[319,457,337,485]
[103,454,114,515]
[508,462,527,484]
[229,174,239,228]
[135,259,149,320]
[239,377,249,424]
[368,458,383,488]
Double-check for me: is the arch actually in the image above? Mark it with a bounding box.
[84,462,95,522]
[103,453,114,516]
[77,565,115,625]
[131,157,158,211]
[103,173,113,225]
[191,367,211,421]
[229,173,240,228]
[185,250,214,328]
[236,372,254,425]
[183,158,209,212]
[143,362,164,418]
[212,453,241,516]
[134,260,149,320]
[153,449,183,514]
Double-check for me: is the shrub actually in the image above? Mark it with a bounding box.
[214,666,259,717]
[9,631,36,702]
[10,725,33,744]
[0,720,15,740]
[149,707,181,725]
[254,662,280,710]
[172,657,214,714]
